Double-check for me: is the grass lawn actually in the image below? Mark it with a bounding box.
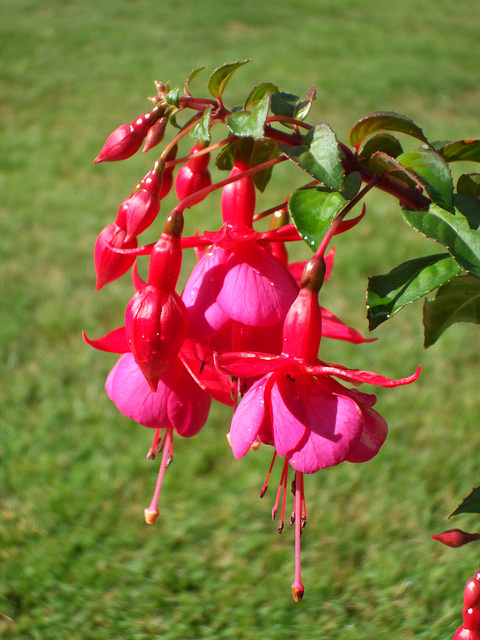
[2,1,480,638]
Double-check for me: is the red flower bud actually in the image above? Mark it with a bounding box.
[174,143,211,206]
[221,159,256,227]
[94,105,164,163]
[122,169,164,241]
[464,577,480,610]
[432,529,480,548]
[94,223,138,290]
[463,607,480,631]
[453,625,480,640]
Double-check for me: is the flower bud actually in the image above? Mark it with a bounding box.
[123,167,164,241]
[431,529,480,548]
[453,625,480,640]
[94,223,137,289]
[464,577,480,610]
[94,104,164,163]
[174,143,211,206]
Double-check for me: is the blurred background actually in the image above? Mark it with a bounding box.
[2,1,480,638]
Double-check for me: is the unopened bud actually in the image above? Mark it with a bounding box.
[431,529,480,548]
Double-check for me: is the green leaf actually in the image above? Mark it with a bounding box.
[358,133,404,161]
[436,139,480,163]
[294,86,316,121]
[279,123,344,191]
[245,82,279,110]
[423,274,480,347]
[369,151,420,190]
[191,105,212,141]
[367,253,462,330]
[166,88,180,107]
[349,111,429,148]
[450,487,480,517]
[250,140,279,192]
[215,141,235,171]
[402,196,480,277]
[184,67,205,95]
[397,148,454,212]
[207,60,251,101]
[288,186,347,251]
[226,92,271,140]
[458,173,480,199]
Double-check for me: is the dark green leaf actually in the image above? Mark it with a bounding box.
[207,60,251,101]
[349,111,429,148]
[191,105,212,141]
[458,173,480,199]
[436,139,480,163]
[184,67,205,95]
[270,92,300,119]
[226,92,270,140]
[215,141,235,171]
[279,123,344,191]
[342,171,362,200]
[288,186,346,251]
[367,254,462,330]
[397,148,454,212]
[358,133,404,161]
[450,487,480,517]
[369,152,420,190]
[245,82,279,110]
[250,140,279,192]
[402,196,480,277]
[424,275,480,347]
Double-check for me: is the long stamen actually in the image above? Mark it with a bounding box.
[146,427,163,460]
[291,470,305,603]
[272,459,289,531]
[260,451,277,498]
[144,427,173,525]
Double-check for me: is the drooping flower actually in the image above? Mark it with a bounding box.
[106,352,211,524]
[216,254,421,601]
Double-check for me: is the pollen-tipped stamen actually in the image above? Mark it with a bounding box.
[260,451,277,498]
[144,427,173,525]
[291,470,305,603]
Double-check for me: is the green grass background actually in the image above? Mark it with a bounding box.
[2,1,480,638]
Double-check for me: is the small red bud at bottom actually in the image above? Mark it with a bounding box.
[431,529,480,548]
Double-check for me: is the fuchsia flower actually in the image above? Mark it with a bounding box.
[216,255,421,601]
[84,213,188,392]
[106,352,211,524]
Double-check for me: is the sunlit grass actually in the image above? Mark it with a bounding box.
[2,0,480,638]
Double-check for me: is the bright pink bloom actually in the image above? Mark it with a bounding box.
[105,353,210,437]
[106,352,211,525]
[216,255,420,600]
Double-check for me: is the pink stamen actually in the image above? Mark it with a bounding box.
[144,427,173,524]
[260,451,277,498]
[146,427,163,459]
[291,470,305,603]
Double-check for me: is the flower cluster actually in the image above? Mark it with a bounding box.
[84,72,420,601]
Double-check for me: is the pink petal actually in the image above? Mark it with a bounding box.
[217,243,298,327]
[229,375,271,459]
[105,353,170,427]
[166,360,211,437]
[269,375,308,457]
[287,384,363,473]
[345,390,388,463]
[182,245,231,339]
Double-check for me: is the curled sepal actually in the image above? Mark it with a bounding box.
[307,363,422,388]
[82,326,129,354]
